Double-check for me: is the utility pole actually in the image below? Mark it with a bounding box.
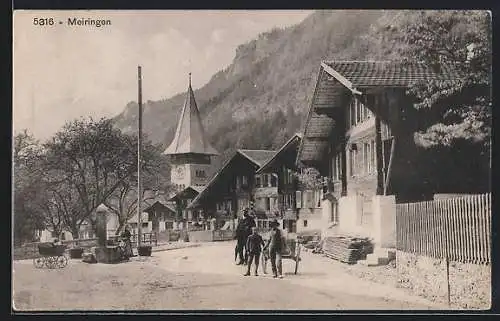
[137,66,143,249]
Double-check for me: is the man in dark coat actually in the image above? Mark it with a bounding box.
[234,210,249,265]
[265,219,284,278]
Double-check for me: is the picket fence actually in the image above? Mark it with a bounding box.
[396,193,491,264]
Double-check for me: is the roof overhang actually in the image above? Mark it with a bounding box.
[296,64,350,167]
[168,186,201,201]
[256,133,302,174]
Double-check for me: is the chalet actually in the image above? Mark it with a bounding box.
[186,149,276,230]
[163,73,220,230]
[126,193,177,233]
[297,61,466,247]
[255,133,304,233]
[167,185,205,230]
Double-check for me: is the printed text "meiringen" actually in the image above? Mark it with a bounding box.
[67,18,111,27]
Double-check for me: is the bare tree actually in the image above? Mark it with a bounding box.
[42,117,140,239]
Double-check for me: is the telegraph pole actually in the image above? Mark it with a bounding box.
[137,66,143,248]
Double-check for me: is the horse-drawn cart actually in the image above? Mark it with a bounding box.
[33,244,68,269]
[261,237,301,275]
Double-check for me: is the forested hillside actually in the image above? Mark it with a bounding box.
[113,10,491,169]
[113,10,392,163]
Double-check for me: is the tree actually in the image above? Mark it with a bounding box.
[372,10,492,148]
[13,130,46,244]
[43,117,140,238]
[103,138,173,235]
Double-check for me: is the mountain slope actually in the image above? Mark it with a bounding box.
[113,10,395,165]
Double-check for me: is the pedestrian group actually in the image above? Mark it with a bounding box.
[234,203,285,279]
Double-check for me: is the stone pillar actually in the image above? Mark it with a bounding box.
[320,197,333,238]
[372,195,396,248]
[96,206,108,247]
[338,195,363,236]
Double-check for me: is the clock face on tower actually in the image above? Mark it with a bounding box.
[174,165,185,180]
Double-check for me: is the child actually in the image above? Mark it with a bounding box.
[244,227,265,276]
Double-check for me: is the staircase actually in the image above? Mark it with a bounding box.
[357,247,396,267]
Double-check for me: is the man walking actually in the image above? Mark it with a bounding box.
[244,227,265,276]
[234,215,247,265]
[266,219,284,278]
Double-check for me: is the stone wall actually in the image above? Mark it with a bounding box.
[396,251,491,309]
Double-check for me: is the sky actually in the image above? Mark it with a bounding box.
[13,10,312,141]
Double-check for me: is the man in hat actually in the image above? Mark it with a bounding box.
[234,209,249,265]
[265,219,284,278]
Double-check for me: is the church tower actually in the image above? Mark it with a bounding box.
[163,73,219,191]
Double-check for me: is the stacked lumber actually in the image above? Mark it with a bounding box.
[322,236,373,264]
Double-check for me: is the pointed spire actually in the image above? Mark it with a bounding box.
[163,73,219,156]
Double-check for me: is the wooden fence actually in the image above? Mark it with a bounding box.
[396,193,491,264]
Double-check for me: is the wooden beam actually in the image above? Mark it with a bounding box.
[340,139,348,197]
[321,62,362,96]
[374,95,385,195]
[383,137,396,195]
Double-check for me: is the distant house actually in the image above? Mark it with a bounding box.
[187,149,277,229]
[167,185,205,230]
[297,60,478,242]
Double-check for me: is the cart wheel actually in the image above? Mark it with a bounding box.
[33,257,44,268]
[47,256,57,269]
[56,255,68,268]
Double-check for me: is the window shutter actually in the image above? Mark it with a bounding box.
[296,191,302,208]
[305,190,313,208]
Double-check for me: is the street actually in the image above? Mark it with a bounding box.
[13,241,445,310]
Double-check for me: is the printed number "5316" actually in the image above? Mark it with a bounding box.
[33,18,54,26]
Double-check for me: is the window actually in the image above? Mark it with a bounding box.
[363,142,369,174]
[349,98,373,129]
[265,198,271,211]
[371,140,376,173]
[349,148,358,177]
[331,153,341,181]
[296,191,302,208]
[356,99,362,123]
[236,176,241,190]
[350,100,356,127]
[242,175,248,186]
[270,174,277,187]
[263,174,270,187]
[303,220,308,227]
[255,175,261,187]
[315,189,322,207]
[142,222,149,228]
[195,170,206,178]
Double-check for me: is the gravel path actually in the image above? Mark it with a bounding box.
[12,241,447,311]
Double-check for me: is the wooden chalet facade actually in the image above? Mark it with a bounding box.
[297,61,472,239]
[168,186,205,230]
[256,134,303,233]
[187,149,276,229]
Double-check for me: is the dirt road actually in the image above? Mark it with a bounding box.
[13,241,445,310]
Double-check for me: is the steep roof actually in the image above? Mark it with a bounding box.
[168,185,203,201]
[322,61,461,87]
[163,74,219,156]
[256,133,302,174]
[297,61,461,166]
[237,149,277,167]
[186,149,276,209]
